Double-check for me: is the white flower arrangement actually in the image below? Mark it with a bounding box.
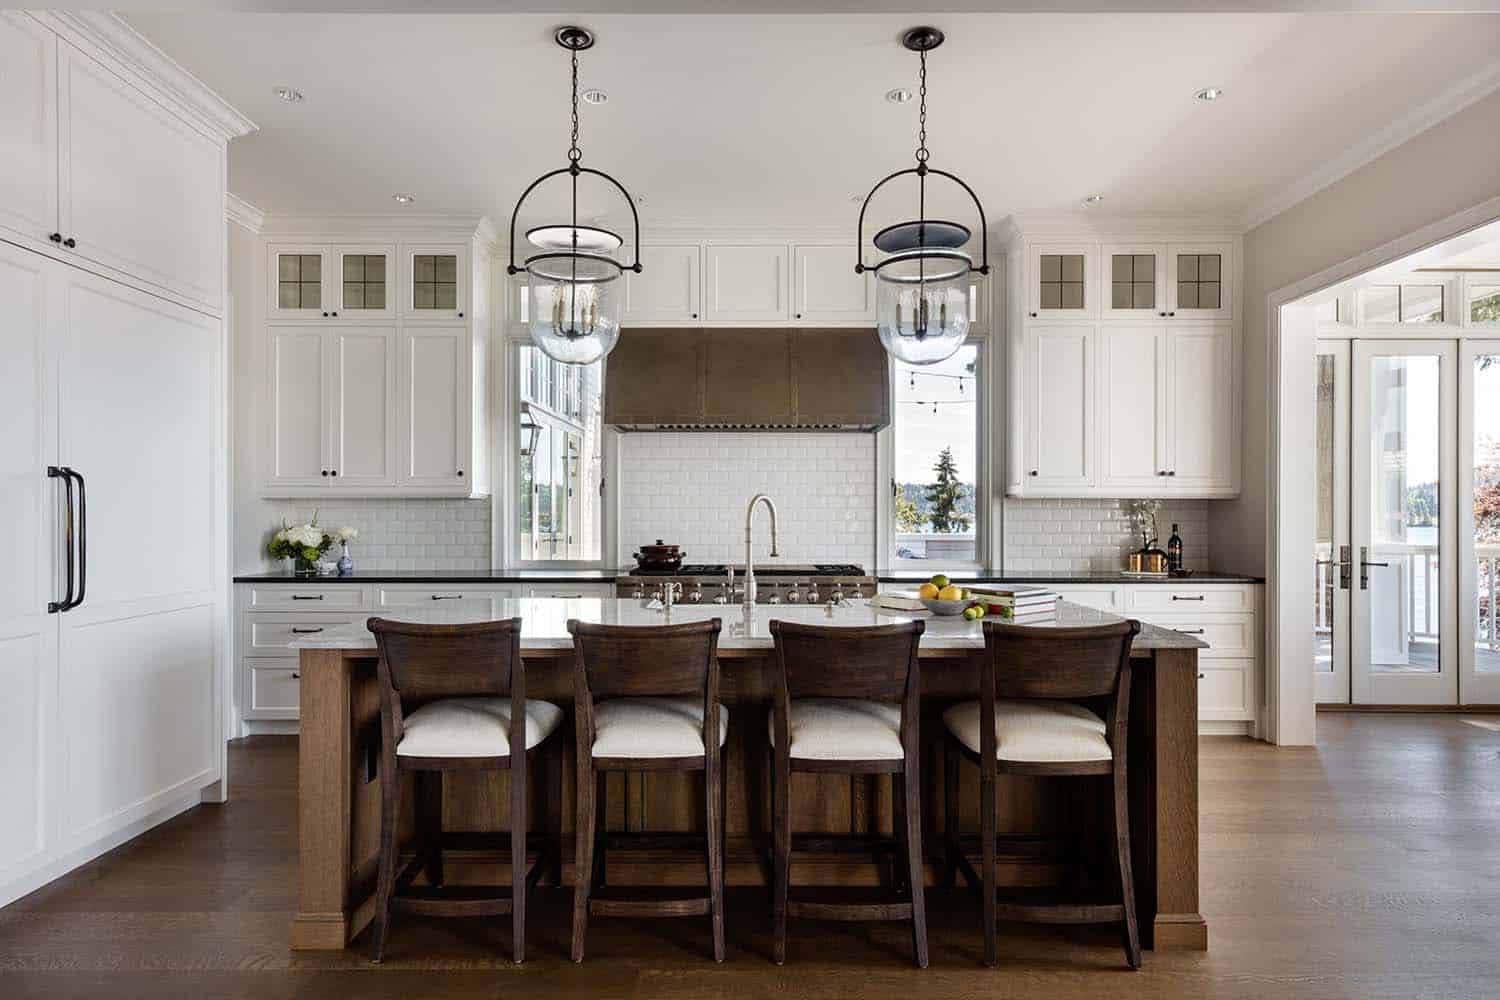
[267,513,357,570]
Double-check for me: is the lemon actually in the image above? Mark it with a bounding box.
[918,582,940,600]
[930,574,951,590]
[963,606,984,621]
[938,584,963,601]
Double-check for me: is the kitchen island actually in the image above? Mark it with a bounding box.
[288,599,1208,953]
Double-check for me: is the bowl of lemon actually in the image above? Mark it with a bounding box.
[918,576,974,616]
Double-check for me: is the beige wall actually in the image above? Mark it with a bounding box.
[1210,88,1500,576]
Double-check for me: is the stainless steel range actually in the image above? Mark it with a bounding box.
[615,564,876,605]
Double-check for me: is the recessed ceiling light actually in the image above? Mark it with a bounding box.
[1195,86,1224,102]
[885,88,913,105]
[849,194,864,203]
[1082,194,1104,207]
[634,194,646,205]
[581,88,608,105]
[392,193,415,205]
[273,86,303,103]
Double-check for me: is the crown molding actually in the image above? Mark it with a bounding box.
[1243,58,1500,232]
[30,11,256,143]
[257,212,490,241]
[225,193,265,234]
[999,211,1244,242]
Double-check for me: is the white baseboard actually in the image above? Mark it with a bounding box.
[1198,720,1255,737]
[242,719,299,737]
[0,787,207,909]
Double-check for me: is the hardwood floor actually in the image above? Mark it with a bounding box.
[2,715,1498,998]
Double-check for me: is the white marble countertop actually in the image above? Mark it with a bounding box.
[288,598,1206,653]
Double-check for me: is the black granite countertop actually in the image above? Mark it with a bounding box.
[874,570,1264,585]
[233,568,625,584]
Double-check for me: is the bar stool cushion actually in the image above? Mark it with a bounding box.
[943,699,1111,763]
[397,697,563,758]
[769,698,904,761]
[592,696,729,759]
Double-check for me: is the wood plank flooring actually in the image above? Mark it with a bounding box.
[2,714,1498,999]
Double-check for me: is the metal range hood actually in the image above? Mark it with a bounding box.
[604,328,891,432]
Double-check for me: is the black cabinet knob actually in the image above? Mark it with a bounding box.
[795,313,802,319]
[62,237,75,248]
[458,311,464,318]
[1158,311,1167,317]
[322,312,329,317]
[457,470,464,477]
[1168,311,1176,317]
[49,232,62,243]
[691,313,698,319]
[1029,470,1038,477]
[321,470,328,477]
[331,311,338,317]
[1030,311,1038,318]
[1168,470,1176,476]
[330,470,338,477]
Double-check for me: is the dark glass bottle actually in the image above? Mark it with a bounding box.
[1167,523,1183,572]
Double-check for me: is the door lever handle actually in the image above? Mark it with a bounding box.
[1358,546,1389,590]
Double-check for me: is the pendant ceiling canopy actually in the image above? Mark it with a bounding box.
[506,25,641,366]
[855,26,991,366]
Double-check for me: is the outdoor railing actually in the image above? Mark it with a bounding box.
[1315,541,1500,649]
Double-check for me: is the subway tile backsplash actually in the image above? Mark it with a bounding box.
[254,498,492,572]
[618,433,876,567]
[1003,499,1211,573]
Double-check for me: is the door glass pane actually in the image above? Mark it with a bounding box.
[1367,355,1442,673]
[1472,353,1500,673]
[1316,354,1336,673]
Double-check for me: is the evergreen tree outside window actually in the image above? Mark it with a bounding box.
[891,344,980,564]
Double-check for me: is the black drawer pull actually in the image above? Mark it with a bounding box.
[551,593,583,599]
[290,594,325,601]
[1180,628,1206,635]
[290,626,324,634]
[430,594,463,600]
[1171,595,1205,601]
[291,672,301,680]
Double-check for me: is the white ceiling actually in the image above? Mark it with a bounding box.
[126,11,1500,233]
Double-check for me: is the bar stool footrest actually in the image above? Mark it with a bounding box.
[394,886,516,918]
[787,886,916,922]
[589,886,712,918]
[993,888,1126,925]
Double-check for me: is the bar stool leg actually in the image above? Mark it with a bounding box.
[417,771,443,887]
[706,754,726,963]
[370,765,402,963]
[891,773,909,896]
[1113,764,1142,969]
[571,756,595,963]
[594,771,608,892]
[771,748,791,965]
[511,750,528,964]
[547,738,564,886]
[942,739,959,888]
[901,768,929,969]
[981,770,998,968]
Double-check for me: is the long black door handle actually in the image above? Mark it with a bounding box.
[47,466,74,613]
[64,467,86,610]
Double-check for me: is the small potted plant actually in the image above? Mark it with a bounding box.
[267,515,347,577]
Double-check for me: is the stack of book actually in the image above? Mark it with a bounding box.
[973,586,1058,624]
[872,589,927,613]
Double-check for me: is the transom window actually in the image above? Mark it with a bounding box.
[1364,284,1444,324]
[1469,283,1500,324]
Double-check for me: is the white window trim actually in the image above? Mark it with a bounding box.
[876,332,992,573]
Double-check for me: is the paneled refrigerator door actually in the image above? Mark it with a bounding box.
[0,242,58,896]
[54,268,223,849]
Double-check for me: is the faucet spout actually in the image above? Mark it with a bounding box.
[742,494,779,608]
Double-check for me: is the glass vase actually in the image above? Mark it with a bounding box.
[293,555,318,577]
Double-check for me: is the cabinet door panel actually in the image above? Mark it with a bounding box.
[402,245,468,321]
[1025,325,1093,487]
[1099,327,1165,490]
[400,327,467,487]
[0,13,57,244]
[1167,243,1233,320]
[1167,325,1234,489]
[1026,244,1096,320]
[793,244,873,324]
[624,245,701,323]
[328,328,396,486]
[58,43,222,311]
[705,244,788,323]
[267,245,332,320]
[267,329,327,486]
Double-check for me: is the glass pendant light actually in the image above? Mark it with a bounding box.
[507,26,641,366]
[855,27,990,366]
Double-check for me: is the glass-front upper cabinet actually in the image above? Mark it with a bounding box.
[269,245,331,319]
[1100,244,1166,320]
[335,246,395,320]
[402,245,469,321]
[1166,242,1233,320]
[1026,244,1096,320]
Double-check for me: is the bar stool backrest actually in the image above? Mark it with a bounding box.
[567,619,722,700]
[981,619,1139,702]
[769,619,924,703]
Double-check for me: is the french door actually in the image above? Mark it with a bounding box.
[1318,337,1500,705]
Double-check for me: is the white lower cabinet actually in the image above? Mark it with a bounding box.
[520,584,615,599]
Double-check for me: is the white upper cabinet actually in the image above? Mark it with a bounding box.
[398,326,470,489]
[333,246,395,320]
[57,42,222,313]
[268,245,331,319]
[705,243,789,323]
[1100,244,1167,321]
[401,244,468,321]
[267,328,327,487]
[326,327,396,487]
[1026,243,1097,321]
[792,244,874,325]
[1164,324,1234,490]
[0,13,58,246]
[1022,324,1095,490]
[623,244,701,324]
[1098,326,1166,490]
[1166,242,1233,320]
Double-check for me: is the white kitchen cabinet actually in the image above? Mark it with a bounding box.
[327,327,397,487]
[1164,325,1235,491]
[1098,326,1166,490]
[268,245,332,319]
[57,42,223,313]
[1026,243,1097,320]
[398,326,470,488]
[792,244,873,324]
[623,244,701,323]
[1167,242,1233,320]
[705,243,789,323]
[521,583,615,598]
[267,328,327,486]
[1100,244,1167,320]
[1020,324,1095,490]
[0,13,58,248]
[402,244,469,321]
[333,245,395,320]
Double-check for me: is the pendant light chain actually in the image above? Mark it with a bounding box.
[568,47,582,164]
[915,49,929,164]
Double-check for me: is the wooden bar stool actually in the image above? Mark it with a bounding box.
[567,618,727,963]
[768,619,928,968]
[367,617,564,964]
[941,618,1142,969]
